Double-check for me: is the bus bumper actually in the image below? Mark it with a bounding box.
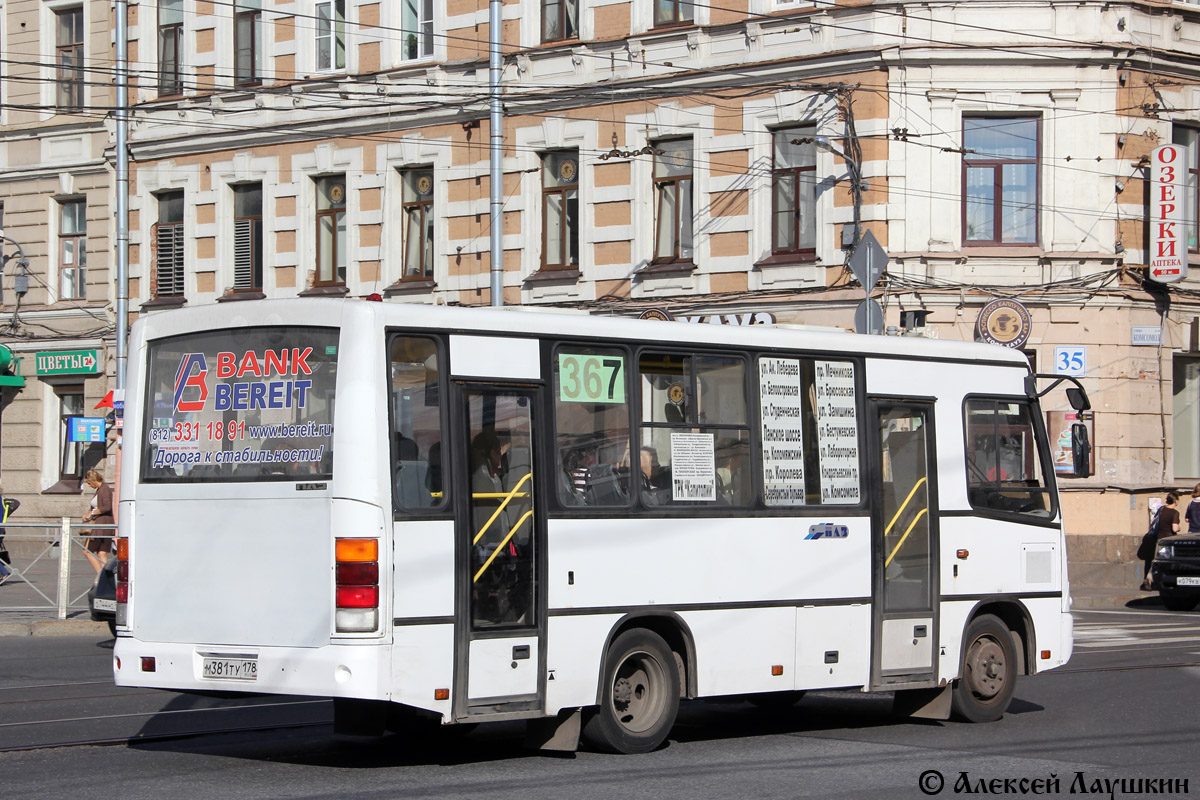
[113,637,389,700]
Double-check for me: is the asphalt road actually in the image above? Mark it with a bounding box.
[1,607,1198,800]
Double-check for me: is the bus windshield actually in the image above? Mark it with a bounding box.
[140,326,338,482]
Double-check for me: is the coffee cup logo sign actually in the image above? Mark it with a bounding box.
[976,299,1032,349]
[1150,144,1188,284]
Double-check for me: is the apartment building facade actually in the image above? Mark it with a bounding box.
[0,0,116,522]
[3,1,1200,589]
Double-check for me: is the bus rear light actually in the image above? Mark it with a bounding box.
[336,538,378,562]
[335,538,379,633]
[335,609,378,632]
[336,562,378,585]
[116,536,130,615]
[336,585,379,608]
[141,657,156,672]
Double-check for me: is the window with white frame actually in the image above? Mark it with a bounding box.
[542,0,578,42]
[401,169,434,280]
[234,0,263,87]
[962,116,1040,246]
[55,384,85,485]
[653,0,694,27]
[58,199,86,300]
[771,127,816,258]
[154,191,185,297]
[653,139,694,264]
[402,0,433,61]
[315,175,347,285]
[56,7,84,110]
[316,0,346,72]
[158,0,184,96]
[233,184,263,291]
[542,151,579,270]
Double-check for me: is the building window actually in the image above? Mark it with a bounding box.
[1175,356,1200,480]
[56,385,85,484]
[234,0,263,87]
[59,200,86,300]
[653,139,693,264]
[654,0,694,27]
[1174,127,1199,254]
[771,127,816,257]
[315,176,346,285]
[316,0,345,71]
[56,8,84,110]
[233,184,263,291]
[154,191,185,297]
[401,169,434,280]
[158,0,184,96]
[402,0,433,61]
[542,0,578,42]
[542,152,579,270]
[963,117,1040,246]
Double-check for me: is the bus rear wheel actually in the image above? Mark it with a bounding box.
[951,614,1017,723]
[583,628,680,754]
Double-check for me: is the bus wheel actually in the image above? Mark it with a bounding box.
[583,629,680,754]
[951,615,1016,723]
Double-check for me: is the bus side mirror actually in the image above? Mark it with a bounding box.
[1071,422,1092,479]
[1066,387,1090,412]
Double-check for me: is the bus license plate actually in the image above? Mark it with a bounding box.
[1177,576,1200,587]
[201,657,258,681]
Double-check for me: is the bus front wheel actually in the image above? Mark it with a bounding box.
[583,628,680,754]
[951,614,1017,723]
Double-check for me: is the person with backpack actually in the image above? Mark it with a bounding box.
[0,487,20,580]
[1142,493,1181,590]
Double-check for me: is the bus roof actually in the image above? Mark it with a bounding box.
[134,297,1031,369]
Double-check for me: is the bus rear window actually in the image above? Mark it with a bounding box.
[141,327,338,482]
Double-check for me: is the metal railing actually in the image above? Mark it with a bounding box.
[0,519,117,619]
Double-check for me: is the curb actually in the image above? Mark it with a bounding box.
[0,619,111,637]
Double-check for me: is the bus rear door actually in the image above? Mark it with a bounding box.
[452,383,545,718]
[869,399,940,689]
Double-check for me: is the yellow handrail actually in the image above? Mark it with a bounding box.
[884,476,927,536]
[885,507,929,568]
[473,509,534,583]
[472,472,533,546]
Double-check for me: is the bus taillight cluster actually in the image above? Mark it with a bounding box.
[335,538,378,633]
[115,536,129,614]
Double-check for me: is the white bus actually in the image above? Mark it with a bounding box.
[113,298,1090,754]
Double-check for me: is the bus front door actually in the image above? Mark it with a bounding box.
[453,384,545,718]
[869,400,939,689]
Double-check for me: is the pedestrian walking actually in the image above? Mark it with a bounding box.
[1142,492,1181,590]
[81,469,113,575]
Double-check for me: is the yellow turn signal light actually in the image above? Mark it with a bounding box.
[336,538,378,562]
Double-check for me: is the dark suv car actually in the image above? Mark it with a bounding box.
[88,554,117,635]
[1150,534,1200,611]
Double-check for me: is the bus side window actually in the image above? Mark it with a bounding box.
[639,351,751,508]
[964,399,1052,517]
[389,335,445,512]
[553,346,632,508]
